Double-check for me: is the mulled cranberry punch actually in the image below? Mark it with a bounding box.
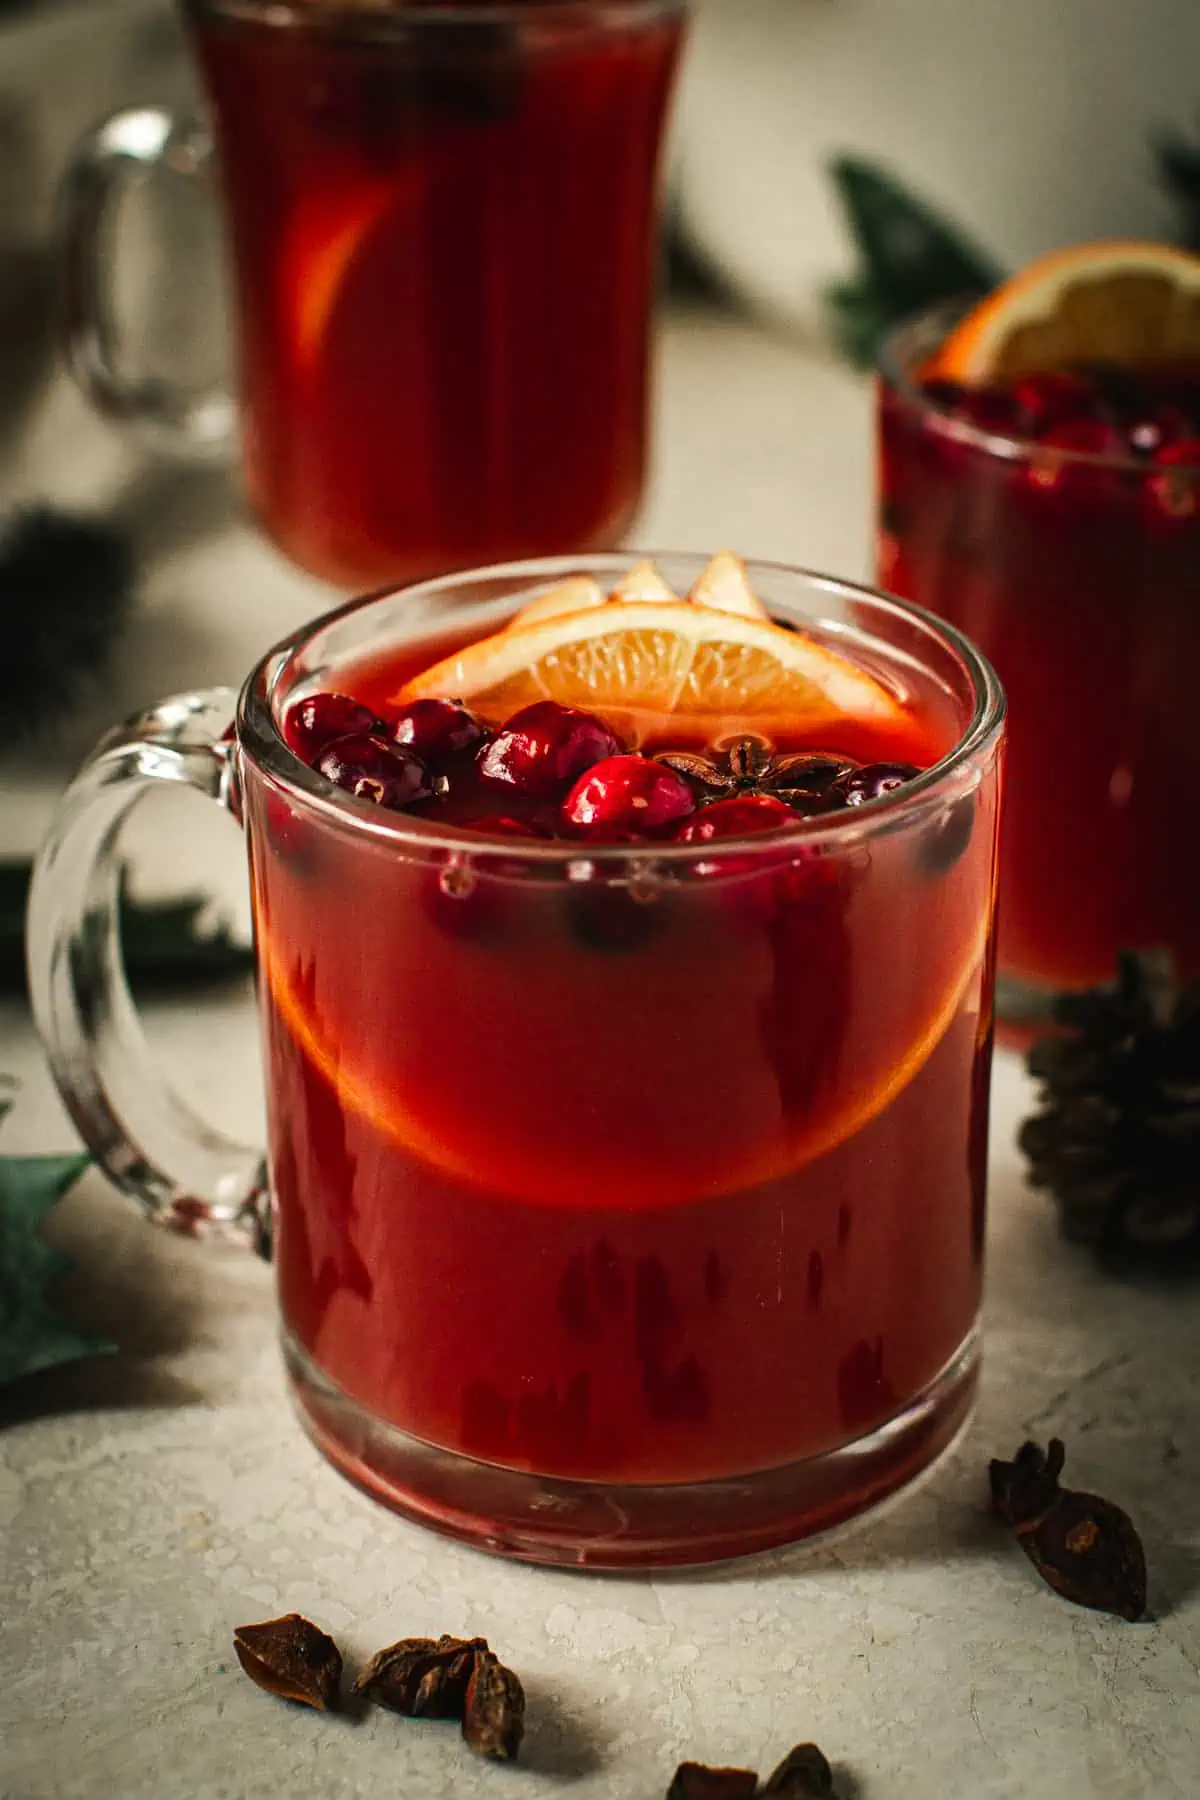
[878,244,1200,1012]
[62,0,685,588]
[28,554,1004,1566]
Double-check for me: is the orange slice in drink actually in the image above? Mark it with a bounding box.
[395,589,911,745]
[507,553,770,634]
[281,180,404,371]
[930,241,1200,383]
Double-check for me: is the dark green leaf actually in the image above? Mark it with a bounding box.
[823,155,1004,367]
[1157,131,1200,253]
[0,1105,112,1387]
[0,859,254,1000]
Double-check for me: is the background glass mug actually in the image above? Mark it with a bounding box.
[877,303,1200,1016]
[61,0,687,589]
[27,554,1004,1568]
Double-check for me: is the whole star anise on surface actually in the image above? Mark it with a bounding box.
[656,737,853,809]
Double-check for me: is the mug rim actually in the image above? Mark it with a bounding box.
[878,297,1200,477]
[237,551,1006,868]
[191,0,687,33]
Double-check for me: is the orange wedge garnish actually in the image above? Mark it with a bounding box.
[507,553,769,634]
[929,242,1200,384]
[394,586,909,744]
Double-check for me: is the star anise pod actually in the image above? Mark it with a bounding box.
[657,737,852,809]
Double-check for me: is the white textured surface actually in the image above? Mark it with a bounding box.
[2,310,1198,1800]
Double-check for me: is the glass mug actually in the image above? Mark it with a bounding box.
[877,303,1200,1017]
[27,554,1004,1567]
[61,0,687,589]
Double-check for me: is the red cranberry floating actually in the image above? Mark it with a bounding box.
[1012,371,1095,436]
[674,793,799,842]
[955,386,1023,437]
[563,754,695,840]
[840,763,919,807]
[391,696,486,763]
[316,732,431,808]
[1147,438,1200,519]
[283,692,381,763]
[479,700,621,796]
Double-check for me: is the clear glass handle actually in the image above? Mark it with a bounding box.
[60,106,236,458]
[25,689,268,1252]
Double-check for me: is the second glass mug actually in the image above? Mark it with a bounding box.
[27,554,1004,1567]
[61,0,687,590]
[877,302,1200,1014]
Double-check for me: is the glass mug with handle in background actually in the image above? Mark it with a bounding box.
[61,0,687,590]
[26,553,1004,1568]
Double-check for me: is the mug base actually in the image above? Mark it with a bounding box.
[282,1327,979,1570]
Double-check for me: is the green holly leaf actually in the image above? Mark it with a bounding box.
[0,1095,114,1387]
[824,155,1004,367]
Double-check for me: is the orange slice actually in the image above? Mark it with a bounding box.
[688,551,769,620]
[507,553,770,635]
[394,597,909,742]
[507,575,609,631]
[930,241,1200,384]
[282,180,402,370]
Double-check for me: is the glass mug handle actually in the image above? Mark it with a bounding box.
[60,106,236,458]
[25,689,269,1251]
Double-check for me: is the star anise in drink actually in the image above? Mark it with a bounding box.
[656,737,853,810]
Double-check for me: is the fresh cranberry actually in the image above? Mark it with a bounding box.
[391,696,486,763]
[674,794,799,842]
[1013,371,1095,436]
[563,754,696,840]
[316,732,431,808]
[955,386,1023,437]
[840,762,920,807]
[1147,439,1200,519]
[282,692,382,763]
[479,700,621,796]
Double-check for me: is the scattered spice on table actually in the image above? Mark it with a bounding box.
[762,1743,838,1795]
[462,1648,527,1761]
[353,1634,486,1719]
[989,1437,1148,1621]
[665,1745,838,1799]
[232,1613,343,1711]
[667,1765,759,1800]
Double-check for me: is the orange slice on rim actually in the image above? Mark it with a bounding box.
[394,592,909,744]
[507,553,769,632]
[930,241,1200,384]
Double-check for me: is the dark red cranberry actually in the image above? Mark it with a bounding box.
[955,386,1023,437]
[479,700,621,796]
[840,762,920,807]
[1012,371,1095,436]
[391,696,486,763]
[282,692,382,763]
[920,376,968,414]
[1147,439,1200,519]
[674,794,799,842]
[563,755,695,840]
[316,732,431,808]
[1037,416,1124,457]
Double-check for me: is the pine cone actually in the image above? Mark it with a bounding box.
[1019,952,1200,1273]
